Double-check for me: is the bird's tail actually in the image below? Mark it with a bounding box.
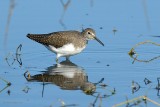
[27,34,48,45]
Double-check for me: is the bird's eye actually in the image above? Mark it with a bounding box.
[87,32,91,34]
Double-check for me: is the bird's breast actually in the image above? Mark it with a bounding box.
[45,43,86,56]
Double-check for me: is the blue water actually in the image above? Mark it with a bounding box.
[1,0,160,107]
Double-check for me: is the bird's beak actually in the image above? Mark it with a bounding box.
[94,37,104,46]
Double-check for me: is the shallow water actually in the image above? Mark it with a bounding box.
[1,0,160,107]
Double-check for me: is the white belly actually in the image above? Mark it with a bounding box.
[45,43,86,58]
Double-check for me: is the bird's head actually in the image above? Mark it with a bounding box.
[82,28,104,46]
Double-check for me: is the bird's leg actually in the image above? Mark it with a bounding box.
[56,56,59,63]
[56,54,61,63]
[56,58,59,63]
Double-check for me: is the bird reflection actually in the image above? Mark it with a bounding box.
[25,60,96,95]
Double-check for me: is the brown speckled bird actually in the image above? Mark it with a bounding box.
[27,28,104,62]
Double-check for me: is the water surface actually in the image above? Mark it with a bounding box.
[1,0,160,107]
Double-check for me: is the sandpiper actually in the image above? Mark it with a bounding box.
[27,28,104,62]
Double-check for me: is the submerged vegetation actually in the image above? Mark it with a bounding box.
[5,44,22,68]
[128,41,160,64]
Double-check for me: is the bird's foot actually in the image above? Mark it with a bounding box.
[66,57,70,62]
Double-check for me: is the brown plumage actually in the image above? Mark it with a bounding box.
[27,31,87,48]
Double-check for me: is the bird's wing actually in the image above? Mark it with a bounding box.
[27,31,80,48]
